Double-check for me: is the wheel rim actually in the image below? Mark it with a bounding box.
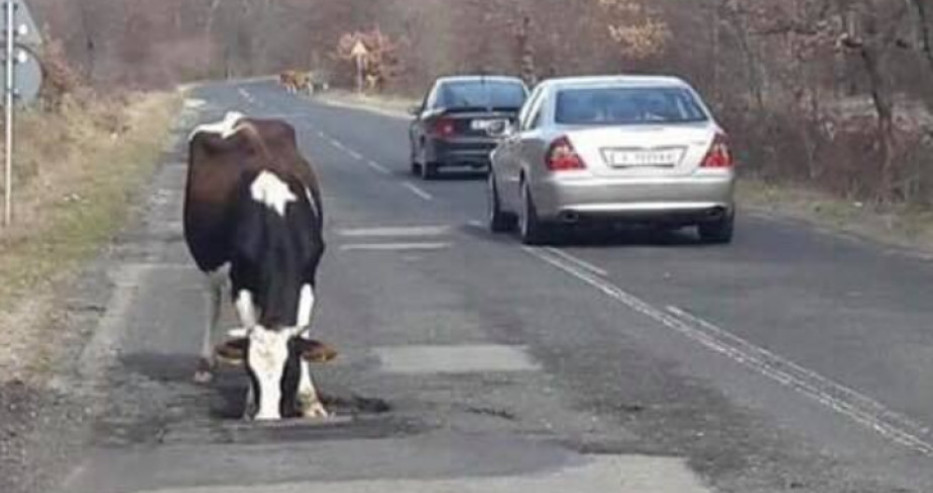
[487,174,497,223]
[519,184,529,236]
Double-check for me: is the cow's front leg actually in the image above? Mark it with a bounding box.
[295,283,327,418]
[297,359,328,418]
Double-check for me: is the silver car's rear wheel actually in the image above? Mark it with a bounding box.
[487,172,515,233]
[698,211,735,244]
[519,181,549,245]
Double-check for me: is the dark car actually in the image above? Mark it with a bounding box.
[409,75,528,180]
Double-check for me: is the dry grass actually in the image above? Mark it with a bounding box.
[317,90,416,117]
[738,179,933,253]
[0,91,182,379]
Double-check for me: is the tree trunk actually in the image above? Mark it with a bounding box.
[909,0,933,73]
[860,44,897,201]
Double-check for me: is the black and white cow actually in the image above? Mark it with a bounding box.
[185,111,333,420]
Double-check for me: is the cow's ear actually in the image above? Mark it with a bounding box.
[295,338,338,363]
[215,338,248,365]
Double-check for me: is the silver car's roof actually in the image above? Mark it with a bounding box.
[539,75,693,90]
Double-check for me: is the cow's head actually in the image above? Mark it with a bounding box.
[228,169,329,420]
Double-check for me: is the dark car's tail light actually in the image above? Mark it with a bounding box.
[432,117,456,137]
[701,132,733,168]
[545,136,585,171]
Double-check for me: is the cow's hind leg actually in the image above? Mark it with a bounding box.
[297,359,328,418]
[194,269,226,384]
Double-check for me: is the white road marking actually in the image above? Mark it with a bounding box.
[109,455,713,493]
[402,182,433,201]
[337,225,451,237]
[467,219,485,229]
[317,130,326,138]
[329,138,346,150]
[524,246,933,457]
[366,159,391,175]
[543,247,609,277]
[339,242,450,252]
[665,306,930,436]
[346,149,363,160]
[238,88,253,102]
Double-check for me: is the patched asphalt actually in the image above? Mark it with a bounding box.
[32,79,933,493]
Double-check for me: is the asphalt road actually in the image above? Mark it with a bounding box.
[53,79,933,493]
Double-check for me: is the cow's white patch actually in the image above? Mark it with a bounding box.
[227,327,248,338]
[188,111,246,141]
[297,284,315,329]
[247,325,290,420]
[235,289,257,328]
[250,170,296,217]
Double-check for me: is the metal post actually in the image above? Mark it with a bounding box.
[355,55,363,94]
[3,1,13,227]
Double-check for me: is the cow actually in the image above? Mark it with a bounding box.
[279,70,310,94]
[185,111,333,421]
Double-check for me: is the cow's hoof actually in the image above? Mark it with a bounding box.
[301,402,329,419]
[193,370,214,384]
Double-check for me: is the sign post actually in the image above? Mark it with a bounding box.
[4,1,13,227]
[2,0,41,227]
[350,40,368,94]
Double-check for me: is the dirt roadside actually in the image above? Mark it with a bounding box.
[0,91,185,493]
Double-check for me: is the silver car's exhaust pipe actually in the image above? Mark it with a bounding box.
[559,211,580,223]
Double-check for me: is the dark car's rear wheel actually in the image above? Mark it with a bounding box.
[698,211,735,244]
[420,161,438,180]
[487,172,515,233]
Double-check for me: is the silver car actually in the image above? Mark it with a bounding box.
[487,75,736,245]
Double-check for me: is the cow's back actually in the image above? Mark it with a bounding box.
[185,130,256,272]
[185,117,322,273]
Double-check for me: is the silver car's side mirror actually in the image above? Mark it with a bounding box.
[486,120,515,139]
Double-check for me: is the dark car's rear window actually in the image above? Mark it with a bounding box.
[437,80,526,110]
[555,86,709,125]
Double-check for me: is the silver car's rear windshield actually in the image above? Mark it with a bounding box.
[438,81,526,110]
[554,86,709,125]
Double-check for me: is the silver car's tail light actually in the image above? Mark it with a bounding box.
[701,133,733,168]
[545,136,586,171]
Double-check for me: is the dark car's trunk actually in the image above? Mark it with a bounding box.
[429,107,520,138]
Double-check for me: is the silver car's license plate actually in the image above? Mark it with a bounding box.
[603,147,685,167]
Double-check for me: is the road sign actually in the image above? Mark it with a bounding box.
[350,40,368,94]
[4,0,39,45]
[350,40,368,59]
[0,45,41,105]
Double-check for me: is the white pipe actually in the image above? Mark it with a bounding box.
[3,1,13,226]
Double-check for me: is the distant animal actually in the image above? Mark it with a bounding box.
[279,70,310,94]
[185,111,334,420]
